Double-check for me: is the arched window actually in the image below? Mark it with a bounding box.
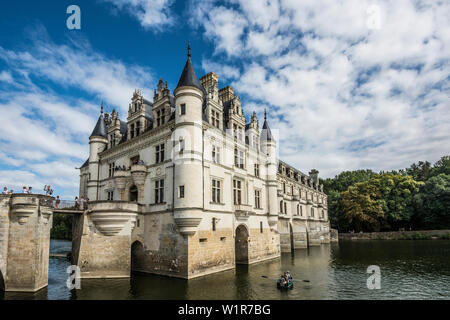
[297,204,300,215]
[280,200,283,213]
[284,202,287,214]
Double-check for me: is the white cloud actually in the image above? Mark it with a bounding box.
[104,0,175,31]
[0,71,13,83]
[191,0,450,178]
[0,26,155,197]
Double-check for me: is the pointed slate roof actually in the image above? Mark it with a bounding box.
[176,41,203,91]
[90,109,107,138]
[261,109,273,142]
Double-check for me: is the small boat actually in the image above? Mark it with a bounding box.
[277,276,294,290]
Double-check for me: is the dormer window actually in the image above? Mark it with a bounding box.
[157,110,165,126]
[212,110,220,128]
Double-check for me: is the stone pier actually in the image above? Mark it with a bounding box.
[0,194,53,292]
[71,201,138,278]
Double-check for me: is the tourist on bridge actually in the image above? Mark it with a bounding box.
[55,196,61,208]
[28,186,32,194]
[2,187,7,194]
[22,186,28,194]
[75,196,80,210]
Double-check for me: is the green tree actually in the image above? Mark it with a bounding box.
[406,161,432,181]
[431,156,450,177]
[51,214,73,240]
[339,180,386,232]
[373,174,423,229]
[414,174,450,229]
[339,173,422,232]
[321,170,378,230]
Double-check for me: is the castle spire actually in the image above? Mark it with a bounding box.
[261,108,273,142]
[176,41,202,91]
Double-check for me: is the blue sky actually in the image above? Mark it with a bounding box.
[0,0,449,199]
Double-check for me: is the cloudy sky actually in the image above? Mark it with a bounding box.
[0,0,449,199]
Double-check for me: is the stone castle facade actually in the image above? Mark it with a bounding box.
[75,44,330,279]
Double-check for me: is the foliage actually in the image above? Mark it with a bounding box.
[321,170,378,229]
[51,214,73,240]
[414,174,450,229]
[324,155,449,232]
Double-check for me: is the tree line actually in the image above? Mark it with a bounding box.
[321,156,450,232]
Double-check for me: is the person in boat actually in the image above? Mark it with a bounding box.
[280,274,287,287]
[286,271,293,280]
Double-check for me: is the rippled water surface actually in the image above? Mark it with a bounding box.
[2,239,449,300]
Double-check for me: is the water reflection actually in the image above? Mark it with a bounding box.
[1,239,449,300]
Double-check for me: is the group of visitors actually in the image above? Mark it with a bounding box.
[114,160,145,172]
[75,196,89,210]
[44,185,54,196]
[22,186,33,193]
[1,186,33,194]
[2,187,13,194]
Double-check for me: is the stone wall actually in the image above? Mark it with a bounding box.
[248,227,280,264]
[133,212,188,278]
[0,196,10,291]
[188,228,234,278]
[339,229,450,240]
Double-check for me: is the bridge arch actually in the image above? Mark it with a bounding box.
[235,224,249,265]
[131,240,145,273]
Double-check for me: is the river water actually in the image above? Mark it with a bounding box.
[1,239,449,300]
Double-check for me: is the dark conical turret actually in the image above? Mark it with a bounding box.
[90,106,107,138]
[261,109,273,142]
[176,41,203,91]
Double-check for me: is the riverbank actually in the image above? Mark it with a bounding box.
[339,229,450,240]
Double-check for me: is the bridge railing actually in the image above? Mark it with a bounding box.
[55,200,76,209]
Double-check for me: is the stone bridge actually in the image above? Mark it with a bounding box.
[0,194,138,292]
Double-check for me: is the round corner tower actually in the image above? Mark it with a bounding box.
[172,41,205,237]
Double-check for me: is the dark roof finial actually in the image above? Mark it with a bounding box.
[264,108,267,121]
[188,40,191,58]
[101,102,104,115]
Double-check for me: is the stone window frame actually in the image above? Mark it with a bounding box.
[211,177,223,204]
[178,185,185,198]
[233,178,243,205]
[180,103,186,116]
[234,147,245,169]
[155,143,165,163]
[254,163,260,177]
[106,190,114,201]
[212,145,221,164]
[154,179,164,204]
[108,162,115,178]
[254,188,261,209]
